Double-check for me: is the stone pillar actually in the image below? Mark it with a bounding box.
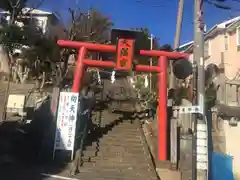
[179,99,193,180]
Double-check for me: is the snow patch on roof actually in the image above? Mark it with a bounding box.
[0,7,52,15]
[22,8,52,15]
[179,41,193,49]
[217,16,240,29]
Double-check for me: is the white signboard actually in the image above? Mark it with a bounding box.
[196,123,208,170]
[53,92,79,160]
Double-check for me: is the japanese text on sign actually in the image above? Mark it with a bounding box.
[53,92,79,152]
[116,39,135,70]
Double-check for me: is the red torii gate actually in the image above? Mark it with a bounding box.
[57,39,189,161]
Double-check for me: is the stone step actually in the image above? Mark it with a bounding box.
[80,162,155,174]
[81,150,148,162]
[83,143,144,153]
[82,149,145,161]
[99,138,142,145]
[91,128,141,135]
[81,156,151,166]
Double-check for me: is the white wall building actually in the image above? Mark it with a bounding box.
[0,7,63,36]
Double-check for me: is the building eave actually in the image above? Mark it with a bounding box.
[227,20,240,33]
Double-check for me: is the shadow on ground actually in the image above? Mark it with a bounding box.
[0,98,69,180]
[0,95,144,180]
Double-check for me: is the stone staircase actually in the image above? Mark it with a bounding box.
[40,110,159,180]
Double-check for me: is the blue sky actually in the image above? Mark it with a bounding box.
[39,0,240,46]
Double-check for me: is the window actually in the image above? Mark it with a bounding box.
[224,34,229,51]
[204,41,210,58]
[237,26,240,46]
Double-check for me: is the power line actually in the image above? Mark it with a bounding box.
[134,0,175,8]
[213,0,240,3]
[206,0,240,11]
[230,0,240,3]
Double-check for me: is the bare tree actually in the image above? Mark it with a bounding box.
[55,7,113,85]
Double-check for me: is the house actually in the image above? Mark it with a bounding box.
[0,8,65,38]
[179,16,240,80]
[180,17,240,179]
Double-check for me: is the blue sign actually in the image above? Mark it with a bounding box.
[212,152,234,180]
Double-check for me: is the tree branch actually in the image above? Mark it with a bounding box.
[7,0,21,8]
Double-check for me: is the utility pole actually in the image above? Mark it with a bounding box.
[170,0,184,89]
[193,0,208,180]
[169,0,184,169]
[174,0,184,49]
[149,34,153,92]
